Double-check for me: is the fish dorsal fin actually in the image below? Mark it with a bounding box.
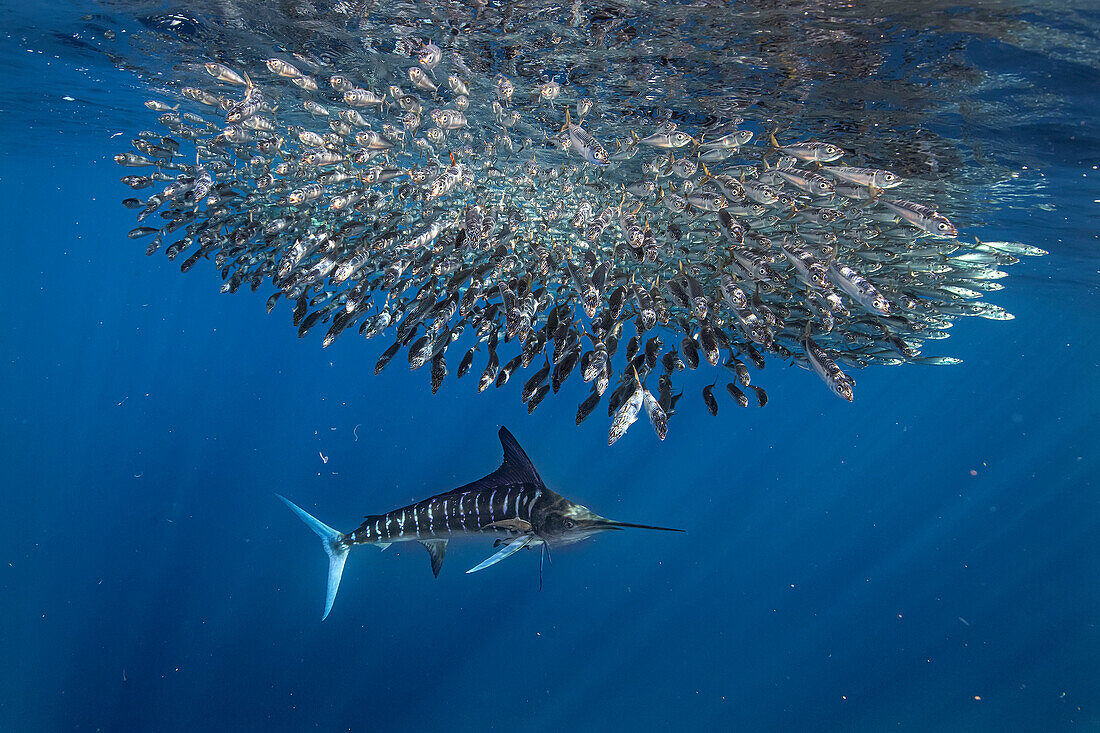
[420,539,448,578]
[494,426,544,487]
[443,426,544,497]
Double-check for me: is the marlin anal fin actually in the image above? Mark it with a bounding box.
[278,494,350,621]
[466,534,534,574]
[420,539,448,577]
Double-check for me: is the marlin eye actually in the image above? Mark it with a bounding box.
[564,520,575,529]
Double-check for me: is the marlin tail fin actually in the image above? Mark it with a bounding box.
[277,494,350,621]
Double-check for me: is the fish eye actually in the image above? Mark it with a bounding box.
[564,520,575,529]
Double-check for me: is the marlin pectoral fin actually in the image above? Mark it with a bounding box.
[466,534,533,574]
[483,518,533,533]
[420,539,448,578]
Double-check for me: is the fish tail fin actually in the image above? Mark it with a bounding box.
[767,124,784,150]
[277,494,351,621]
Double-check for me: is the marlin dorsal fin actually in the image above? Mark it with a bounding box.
[438,427,545,498]
[496,426,544,486]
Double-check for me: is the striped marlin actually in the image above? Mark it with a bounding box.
[279,426,682,619]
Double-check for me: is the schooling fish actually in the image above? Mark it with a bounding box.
[115,43,1041,445]
[279,427,682,619]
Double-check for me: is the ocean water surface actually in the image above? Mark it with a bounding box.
[1,1,1097,730]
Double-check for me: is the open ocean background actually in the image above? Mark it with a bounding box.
[1,1,1097,730]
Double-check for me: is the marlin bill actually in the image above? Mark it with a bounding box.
[279,427,681,620]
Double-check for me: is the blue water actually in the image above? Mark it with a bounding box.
[2,2,1098,730]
